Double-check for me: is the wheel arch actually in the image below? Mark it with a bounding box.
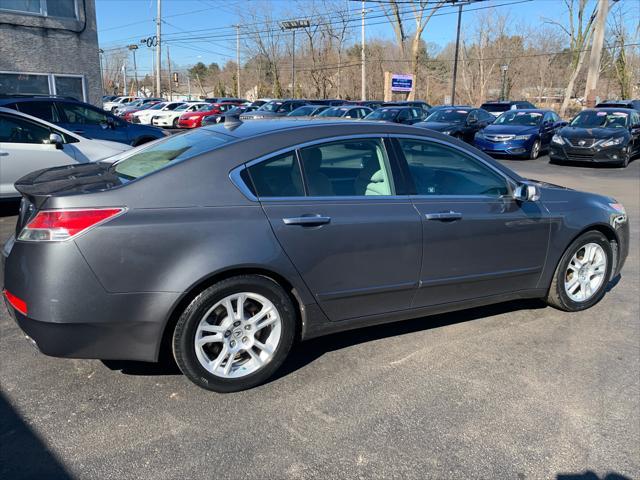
[155,266,305,363]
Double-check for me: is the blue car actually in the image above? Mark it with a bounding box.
[0,96,167,146]
[474,109,566,159]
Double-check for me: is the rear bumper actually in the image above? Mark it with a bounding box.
[2,237,180,362]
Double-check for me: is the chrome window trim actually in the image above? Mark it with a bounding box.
[391,133,518,194]
[229,133,405,202]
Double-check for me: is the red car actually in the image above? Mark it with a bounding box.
[122,101,163,122]
[177,102,242,128]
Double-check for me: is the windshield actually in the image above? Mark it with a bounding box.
[426,109,469,123]
[174,104,194,111]
[127,100,144,107]
[570,110,629,129]
[148,103,166,111]
[481,103,511,113]
[258,101,283,112]
[317,107,348,117]
[113,130,234,180]
[288,106,316,116]
[366,108,398,121]
[494,111,543,126]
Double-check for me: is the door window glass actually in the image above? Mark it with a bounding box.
[247,152,304,197]
[397,138,509,197]
[298,138,393,196]
[0,113,51,144]
[57,102,108,125]
[398,110,411,122]
[14,101,58,123]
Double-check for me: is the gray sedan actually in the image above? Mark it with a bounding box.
[2,119,629,392]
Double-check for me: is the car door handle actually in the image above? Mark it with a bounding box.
[0,151,8,156]
[283,215,331,226]
[425,211,463,221]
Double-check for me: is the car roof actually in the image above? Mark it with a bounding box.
[498,108,553,114]
[590,107,636,112]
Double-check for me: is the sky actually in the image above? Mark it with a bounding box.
[96,0,640,76]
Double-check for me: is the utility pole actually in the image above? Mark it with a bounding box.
[128,44,139,96]
[450,1,463,105]
[155,0,162,97]
[500,64,508,101]
[166,45,172,101]
[122,62,127,96]
[361,0,366,101]
[98,48,105,95]
[235,24,241,97]
[280,20,309,98]
[584,0,609,108]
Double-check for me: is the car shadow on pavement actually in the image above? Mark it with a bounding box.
[0,392,73,480]
[557,472,632,480]
[271,298,548,382]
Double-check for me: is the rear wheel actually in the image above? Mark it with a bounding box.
[172,275,296,392]
[546,231,613,311]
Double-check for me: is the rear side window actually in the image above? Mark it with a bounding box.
[113,129,233,180]
[247,152,304,197]
[397,138,509,197]
[15,101,58,123]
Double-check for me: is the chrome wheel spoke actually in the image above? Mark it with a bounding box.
[197,333,223,346]
[246,348,263,366]
[198,324,226,334]
[564,242,607,303]
[210,345,229,372]
[254,316,277,332]
[254,339,273,355]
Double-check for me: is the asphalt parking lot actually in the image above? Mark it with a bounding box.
[1,155,638,480]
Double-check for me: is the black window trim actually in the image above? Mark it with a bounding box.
[0,110,74,145]
[229,134,408,202]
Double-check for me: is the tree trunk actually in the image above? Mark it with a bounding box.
[560,44,590,117]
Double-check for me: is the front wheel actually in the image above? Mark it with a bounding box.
[172,117,179,128]
[172,275,296,392]
[529,139,541,159]
[546,231,613,311]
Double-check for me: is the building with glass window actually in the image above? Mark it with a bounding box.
[0,0,101,105]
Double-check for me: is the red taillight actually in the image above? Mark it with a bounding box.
[3,289,27,315]
[18,208,125,242]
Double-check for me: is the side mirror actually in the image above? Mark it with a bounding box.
[467,117,478,125]
[513,183,540,202]
[47,133,64,149]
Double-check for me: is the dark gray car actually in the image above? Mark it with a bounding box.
[2,119,629,392]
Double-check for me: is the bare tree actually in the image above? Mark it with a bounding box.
[382,0,445,100]
[545,0,598,116]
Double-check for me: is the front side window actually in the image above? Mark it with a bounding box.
[247,152,304,198]
[397,138,509,197]
[57,102,107,125]
[299,138,393,197]
[0,113,51,144]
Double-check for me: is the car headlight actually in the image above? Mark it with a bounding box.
[600,137,624,147]
[551,134,564,145]
[475,131,484,139]
[188,115,200,120]
[442,130,452,135]
[514,134,532,141]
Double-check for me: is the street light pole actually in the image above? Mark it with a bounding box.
[500,64,509,101]
[155,0,162,97]
[280,19,310,98]
[235,24,241,97]
[98,48,105,96]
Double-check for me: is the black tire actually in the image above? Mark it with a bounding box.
[619,148,630,168]
[529,139,541,159]
[546,231,613,311]
[172,117,179,128]
[172,275,296,392]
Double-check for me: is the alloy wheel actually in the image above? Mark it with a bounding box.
[564,242,607,302]
[193,292,282,378]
